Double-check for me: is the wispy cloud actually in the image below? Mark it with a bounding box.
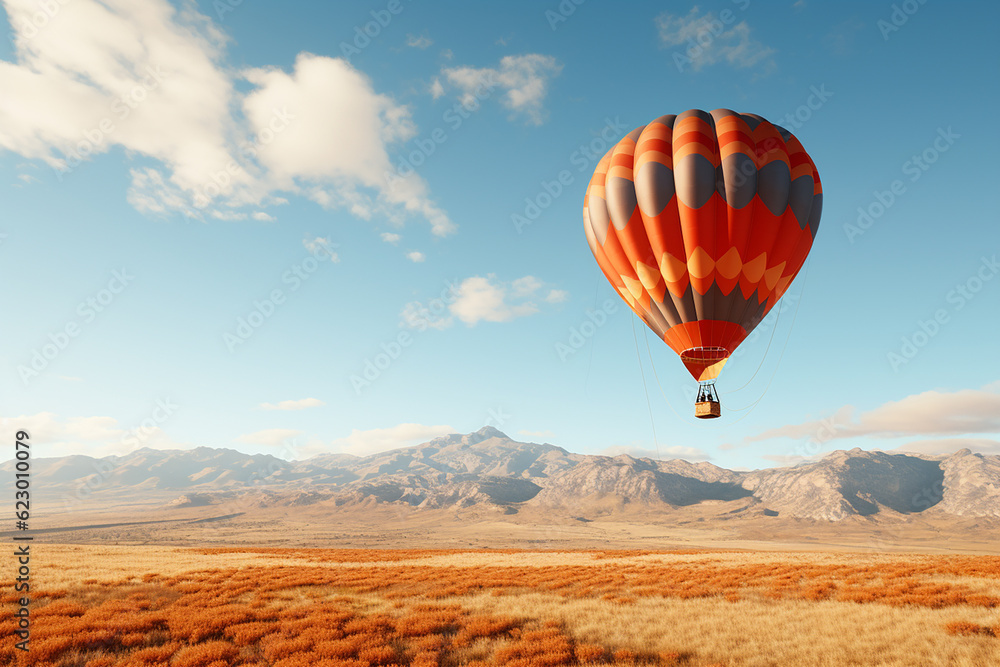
[824,18,866,56]
[891,438,1000,456]
[406,250,426,263]
[545,289,569,304]
[400,300,454,331]
[258,398,325,411]
[744,384,1000,457]
[302,236,339,261]
[381,232,401,244]
[0,410,183,457]
[400,274,564,330]
[440,54,562,125]
[405,34,433,49]
[759,452,824,466]
[657,7,776,72]
[328,423,454,456]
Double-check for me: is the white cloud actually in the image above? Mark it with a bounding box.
[241,53,455,236]
[512,275,542,296]
[449,275,539,325]
[400,274,565,329]
[600,444,712,462]
[329,423,454,456]
[303,235,339,261]
[405,34,433,49]
[258,398,325,411]
[545,289,569,303]
[381,232,401,244]
[429,78,445,99]
[1,411,184,458]
[400,300,453,330]
[210,210,248,221]
[235,428,302,446]
[745,384,1000,444]
[252,211,275,221]
[441,54,562,125]
[406,250,426,263]
[759,452,824,466]
[0,0,453,236]
[891,438,1000,456]
[657,8,776,72]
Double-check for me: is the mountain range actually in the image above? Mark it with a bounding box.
[7,426,999,522]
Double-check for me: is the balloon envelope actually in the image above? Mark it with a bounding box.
[583,109,822,381]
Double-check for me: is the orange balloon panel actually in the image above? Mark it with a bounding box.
[583,109,822,381]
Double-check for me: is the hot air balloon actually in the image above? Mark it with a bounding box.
[583,109,822,419]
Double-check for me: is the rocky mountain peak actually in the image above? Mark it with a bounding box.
[4,430,998,521]
[473,425,508,439]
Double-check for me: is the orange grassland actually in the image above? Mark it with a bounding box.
[3,546,999,667]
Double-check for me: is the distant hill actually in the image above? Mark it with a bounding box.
[5,427,999,520]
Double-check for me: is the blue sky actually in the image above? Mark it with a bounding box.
[1,0,998,469]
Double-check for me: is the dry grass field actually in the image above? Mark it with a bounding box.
[3,545,999,666]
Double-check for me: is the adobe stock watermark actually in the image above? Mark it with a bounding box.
[384,71,499,192]
[887,254,998,372]
[554,298,620,362]
[775,413,847,465]
[213,0,244,20]
[777,85,833,131]
[11,0,71,40]
[517,82,829,236]
[484,406,512,431]
[193,107,295,210]
[339,0,414,62]
[844,126,959,244]
[545,0,586,31]
[512,116,628,234]
[350,279,460,394]
[223,240,339,352]
[712,85,833,200]
[877,0,929,41]
[668,0,752,73]
[53,66,169,182]
[714,83,833,196]
[61,398,179,510]
[18,269,134,385]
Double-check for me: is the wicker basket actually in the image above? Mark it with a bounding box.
[695,400,722,419]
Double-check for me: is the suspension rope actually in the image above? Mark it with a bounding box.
[723,292,783,395]
[641,324,688,423]
[718,257,812,416]
[631,314,662,460]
